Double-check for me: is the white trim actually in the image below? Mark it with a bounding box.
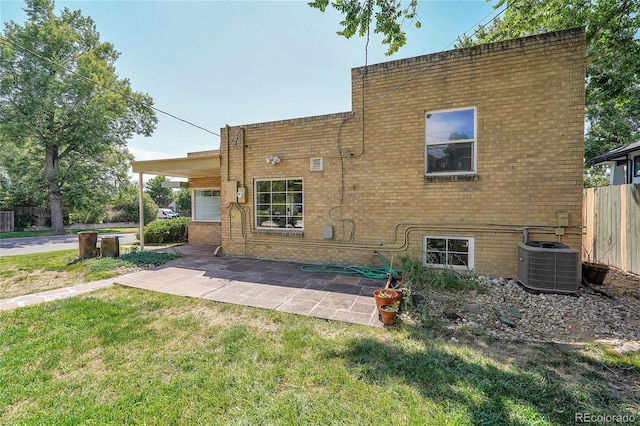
[424,106,477,176]
[422,235,475,270]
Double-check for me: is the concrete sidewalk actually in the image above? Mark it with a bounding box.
[0,279,115,311]
[1,245,388,327]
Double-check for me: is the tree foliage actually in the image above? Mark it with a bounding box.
[309,0,421,55]
[0,0,157,232]
[112,183,158,225]
[456,0,640,170]
[175,187,192,212]
[145,175,174,208]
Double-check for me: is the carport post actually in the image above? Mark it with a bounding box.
[138,172,145,250]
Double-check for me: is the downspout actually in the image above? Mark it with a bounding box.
[138,172,145,250]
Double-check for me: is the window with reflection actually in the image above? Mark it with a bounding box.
[423,236,474,269]
[425,108,476,175]
[255,179,303,230]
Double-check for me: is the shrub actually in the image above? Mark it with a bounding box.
[142,217,190,244]
[113,185,158,224]
[15,213,37,230]
[401,257,481,292]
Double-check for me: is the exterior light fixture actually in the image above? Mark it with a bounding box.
[266,156,281,164]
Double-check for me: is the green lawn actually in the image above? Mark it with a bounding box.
[0,287,637,425]
[0,249,181,299]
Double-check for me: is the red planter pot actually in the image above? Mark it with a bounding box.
[379,305,398,325]
[373,289,400,311]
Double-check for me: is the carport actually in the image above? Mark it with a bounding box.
[130,151,221,249]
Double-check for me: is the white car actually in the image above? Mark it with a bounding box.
[157,208,179,219]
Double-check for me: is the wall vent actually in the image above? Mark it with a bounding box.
[517,242,580,294]
[310,157,323,172]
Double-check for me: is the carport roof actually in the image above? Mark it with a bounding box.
[131,152,220,179]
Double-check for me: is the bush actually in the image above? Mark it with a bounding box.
[141,217,190,244]
[69,206,107,224]
[113,185,158,224]
[401,257,481,292]
[15,213,37,231]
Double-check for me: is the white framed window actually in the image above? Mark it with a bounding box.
[193,189,220,221]
[425,107,477,175]
[423,236,474,269]
[255,178,303,230]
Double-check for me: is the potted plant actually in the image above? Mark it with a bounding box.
[379,302,399,325]
[373,289,400,311]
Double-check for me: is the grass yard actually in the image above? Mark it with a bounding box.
[0,250,181,299]
[0,286,638,425]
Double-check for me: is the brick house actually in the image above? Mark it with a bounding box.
[133,28,586,278]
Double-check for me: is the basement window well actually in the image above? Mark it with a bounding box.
[423,236,474,269]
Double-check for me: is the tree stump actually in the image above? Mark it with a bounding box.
[100,236,120,258]
[78,231,98,259]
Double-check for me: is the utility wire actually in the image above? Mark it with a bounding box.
[0,35,221,137]
[441,0,510,51]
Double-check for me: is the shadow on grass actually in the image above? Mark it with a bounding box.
[335,335,637,425]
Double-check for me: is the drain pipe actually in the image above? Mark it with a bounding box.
[523,228,530,244]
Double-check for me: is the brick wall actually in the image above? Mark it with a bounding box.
[220,28,586,277]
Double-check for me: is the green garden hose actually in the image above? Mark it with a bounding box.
[300,251,399,280]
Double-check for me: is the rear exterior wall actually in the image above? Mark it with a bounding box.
[220,28,585,277]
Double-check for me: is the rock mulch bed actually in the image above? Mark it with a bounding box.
[413,276,640,346]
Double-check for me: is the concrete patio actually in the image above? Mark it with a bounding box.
[114,245,387,327]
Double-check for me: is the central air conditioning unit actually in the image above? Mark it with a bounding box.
[517,241,580,294]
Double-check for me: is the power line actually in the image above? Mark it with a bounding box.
[441,1,510,51]
[0,35,221,137]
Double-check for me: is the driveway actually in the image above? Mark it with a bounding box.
[0,233,138,256]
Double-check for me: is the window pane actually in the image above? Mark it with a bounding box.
[272,180,286,192]
[426,238,445,251]
[427,142,473,172]
[448,239,469,252]
[426,109,475,143]
[448,253,469,266]
[426,251,445,265]
[272,193,285,204]
[257,181,271,192]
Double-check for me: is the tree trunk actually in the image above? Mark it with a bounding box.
[45,144,65,233]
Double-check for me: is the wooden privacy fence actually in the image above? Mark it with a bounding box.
[0,211,14,233]
[583,184,640,275]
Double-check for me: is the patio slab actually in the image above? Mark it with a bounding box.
[112,245,388,327]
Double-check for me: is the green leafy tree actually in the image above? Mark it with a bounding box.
[145,176,174,208]
[456,0,640,182]
[0,0,157,233]
[112,183,157,225]
[309,0,421,55]
[175,187,192,212]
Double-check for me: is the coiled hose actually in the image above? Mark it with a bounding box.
[300,252,399,280]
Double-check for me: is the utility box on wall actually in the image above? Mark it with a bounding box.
[226,181,246,203]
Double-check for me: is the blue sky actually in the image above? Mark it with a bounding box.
[1,0,500,162]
